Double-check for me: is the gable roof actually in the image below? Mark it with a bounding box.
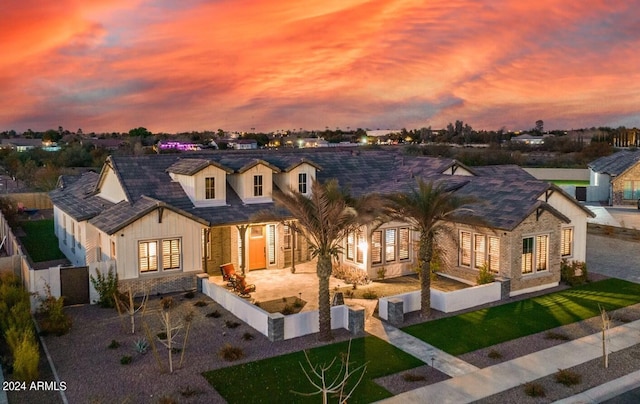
[51,149,590,233]
[588,150,640,176]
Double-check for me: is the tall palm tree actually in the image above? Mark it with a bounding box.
[383,179,475,318]
[255,179,378,341]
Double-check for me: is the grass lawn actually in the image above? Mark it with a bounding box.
[19,219,66,262]
[203,336,424,403]
[403,278,640,355]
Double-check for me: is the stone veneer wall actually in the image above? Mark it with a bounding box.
[119,272,197,297]
[612,162,640,205]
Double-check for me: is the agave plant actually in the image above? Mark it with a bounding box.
[134,338,149,354]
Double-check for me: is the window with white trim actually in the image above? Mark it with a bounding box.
[345,230,365,264]
[561,227,573,257]
[201,229,210,259]
[460,231,500,273]
[138,238,182,273]
[522,234,548,274]
[371,227,411,266]
[253,175,263,196]
[298,173,307,194]
[205,177,215,199]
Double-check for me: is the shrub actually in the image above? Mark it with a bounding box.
[560,259,588,286]
[179,386,202,398]
[194,300,208,307]
[225,320,240,329]
[38,283,72,336]
[219,344,244,361]
[108,339,120,349]
[12,330,39,382]
[242,332,254,341]
[281,305,294,315]
[134,338,149,354]
[120,355,133,365]
[332,263,370,286]
[555,368,582,386]
[90,267,119,308]
[293,298,304,308]
[545,331,570,341]
[206,310,221,318]
[402,372,426,382]
[376,267,387,280]
[476,264,495,285]
[362,291,378,300]
[183,291,195,299]
[487,349,502,359]
[524,382,546,397]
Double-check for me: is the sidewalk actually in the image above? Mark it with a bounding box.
[373,319,640,403]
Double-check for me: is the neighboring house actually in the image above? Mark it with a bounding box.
[49,149,593,298]
[229,139,258,150]
[510,133,552,145]
[1,138,44,152]
[588,150,640,205]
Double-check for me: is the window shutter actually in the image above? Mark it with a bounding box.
[385,229,396,262]
[460,232,471,266]
[371,231,382,264]
[399,228,410,260]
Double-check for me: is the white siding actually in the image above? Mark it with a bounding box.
[55,208,87,266]
[113,209,203,280]
[542,192,590,262]
[228,163,274,204]
[273,163,317,195]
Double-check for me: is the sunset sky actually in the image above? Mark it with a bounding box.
[2,1,640,134]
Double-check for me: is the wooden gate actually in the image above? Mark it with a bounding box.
[60,266,89,305]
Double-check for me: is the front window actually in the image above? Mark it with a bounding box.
[205,177,215,199]
[139,238,182,273]
[283,225,291,249]
[623,180,640,200]
[460,231,499,273]
[561,227,573,257]
[522,234,548,274]
[253,175,263,196]
[298,173,307,194]
[369,227,411,266]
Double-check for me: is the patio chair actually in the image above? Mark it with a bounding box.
[233,274,256,298]
[220,263,238,288]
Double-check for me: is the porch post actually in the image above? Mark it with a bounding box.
[237,225,248,275]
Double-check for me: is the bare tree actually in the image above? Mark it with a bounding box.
[114,286,148,334]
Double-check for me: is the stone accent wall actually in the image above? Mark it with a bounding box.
[119,272,197,297]
[205,226,231,275]
[506,210,562,292]
[612,162,640,205]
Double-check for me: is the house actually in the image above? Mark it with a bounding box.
[587,150,640,205]
[510,133,552,145]
[229,139,258,150]
[49,149,593,298]
[1,138,45,152]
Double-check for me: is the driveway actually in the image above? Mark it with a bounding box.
[587,233,640,284]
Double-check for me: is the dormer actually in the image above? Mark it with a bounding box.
[96,159,128,203]
[273,159,321,196]
[441,161,475,176]
[227,160,280,204]
[166,159,233,207]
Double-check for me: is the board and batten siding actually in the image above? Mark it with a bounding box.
[113,209,203,280]
[539,191,590,262]
[273,163,317,194]
[97,166,127,203]
[228,163,274,204]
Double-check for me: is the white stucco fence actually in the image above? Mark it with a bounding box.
[202,278,353,340]
[379,281,502,319]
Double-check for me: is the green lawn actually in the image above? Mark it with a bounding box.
[402,278,640,355]
[202,336,424,404]
[19,219,66,262]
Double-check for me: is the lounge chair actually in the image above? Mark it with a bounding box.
[219,263,238,288]
[233,275,256,298]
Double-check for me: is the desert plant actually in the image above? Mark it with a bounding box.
[487,349,502,359]
[332,263,371,286]
[281,305,294,315]
[38,283,72,336]
[120,355,133,365]
[156,297,183,373]
[194,300,208,307]
[476,264,495,285]
[376,267,387,280]
[108,339,120,349]
[293,298,304,308]
[206,310,221,318]
[90,267,119,308]
[178,311,195,369]
[554,368,582,386]
[402,372,426,382]
[183,291,195,299]
[524,382,546,397]
[134,338,149,354]
[600,305,611,368]
[292,339,367,403]
[544,331,570,341]
[242,332,254,341]
[178,386,202,398]
[114,286,148,334]
[219,344,245,361]
[12,331,39,382]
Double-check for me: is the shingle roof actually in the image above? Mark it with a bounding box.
[588,150,640,176]
[51,149,584,233]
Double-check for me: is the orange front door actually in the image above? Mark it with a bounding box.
[248,225,266,270]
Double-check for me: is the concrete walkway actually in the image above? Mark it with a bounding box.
[376,319,640,403]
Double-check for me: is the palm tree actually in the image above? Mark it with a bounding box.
[255,179,378,341]
[383,179,475,318]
